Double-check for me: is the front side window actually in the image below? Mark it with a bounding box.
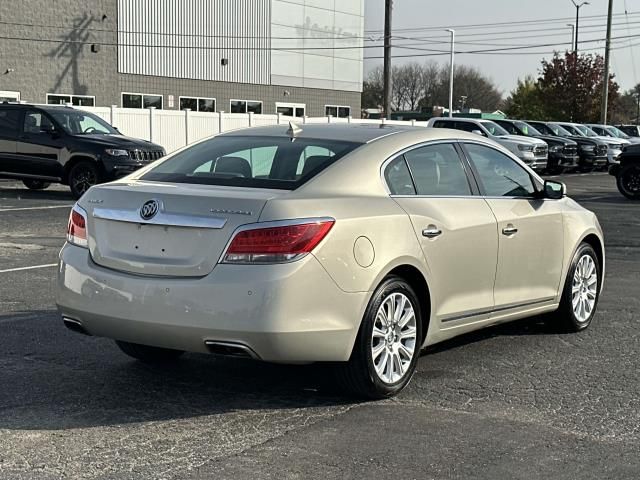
[404,143,472,196]
[141,136,360,190]
[22,111,54,134]
[496,121,519,135]
[47,110,117,135]
[464,143,536,198]
[515,121,542,136]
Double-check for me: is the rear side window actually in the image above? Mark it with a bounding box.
[0,109,20,134]
[142,136,360,190]
[22,111,54,134]
[432,120,453,129]
[384,157,416,195]
[404,144,472,196]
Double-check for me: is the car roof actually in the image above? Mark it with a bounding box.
[220,123,425,144]
[0,102,75,112]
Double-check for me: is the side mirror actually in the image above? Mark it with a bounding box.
[472,129,485,136]
[544,180,566,199]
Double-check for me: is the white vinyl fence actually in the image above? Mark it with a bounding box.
[79,105,429,154]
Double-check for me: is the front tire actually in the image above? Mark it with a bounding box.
[23,179,51,190]
[553,243,601,332]
[616,164,640,199]
[336,276,423,399]
[68,161,101,199]
[115,340,184,363]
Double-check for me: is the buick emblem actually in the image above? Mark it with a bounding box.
[140,199,160,220]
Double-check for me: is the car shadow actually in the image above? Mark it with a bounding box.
[0,310,561,431]
[0,185,74,201]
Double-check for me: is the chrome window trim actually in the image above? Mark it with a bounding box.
[92,206,227,229]
[218,216,335,265]
[380,139,478,196]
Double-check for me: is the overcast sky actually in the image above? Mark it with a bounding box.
[363,0,640,96]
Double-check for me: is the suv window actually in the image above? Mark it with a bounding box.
[432,120,454,129]
[0,109,20,135]
[464,143,536,197]
[496,121,518,135]
[142,136,360,190]
[23,111,54,134]
[384,156,416,195]
[404,143,472,196]
[454,121,478,133]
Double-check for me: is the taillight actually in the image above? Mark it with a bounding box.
[67,205,88,248]
[222,219,335,264]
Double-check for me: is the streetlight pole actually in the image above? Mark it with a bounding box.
[446,29,455,118]
[567,23,575,51]
[572,0,590,55]
[600,0,614,124]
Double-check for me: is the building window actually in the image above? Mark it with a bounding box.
[122,92,163,109]
[325,105,351,118]
[0,90,20,102]
[179,97,216,112]
[47,94,95,107]
[230,99,263,114]
[276,103,305,117]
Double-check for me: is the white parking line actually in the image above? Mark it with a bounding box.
[0,263,57,274]
[0,205,73,213]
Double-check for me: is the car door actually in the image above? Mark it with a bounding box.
[386,142,498,323]
[16,110,65,179]
[0,108,21,174]
[462,142,564,309]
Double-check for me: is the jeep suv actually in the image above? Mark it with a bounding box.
[0,103,165,198]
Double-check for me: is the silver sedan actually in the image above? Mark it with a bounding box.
[56,124,605,398]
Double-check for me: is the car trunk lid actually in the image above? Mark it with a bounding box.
[82,182,282,277]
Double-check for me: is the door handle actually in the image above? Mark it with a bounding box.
[422,225,442,238]
[502,224,518,236]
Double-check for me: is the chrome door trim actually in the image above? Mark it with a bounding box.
[92,207,228,229]
[441,296,556,323]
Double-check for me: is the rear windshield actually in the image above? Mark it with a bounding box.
[141,136,361,189]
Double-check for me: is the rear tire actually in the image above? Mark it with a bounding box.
[551,243,601,332]
[336,276,423,399]
[115,340,184,363]
[68,161,101,199]
[616,164,640,200]
[23,179,51,190]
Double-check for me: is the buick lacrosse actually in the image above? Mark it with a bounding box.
[56,124,604,398]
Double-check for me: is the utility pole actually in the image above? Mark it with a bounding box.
[383,0,393,119]
[446,29,455,118]
[600,0,614,124]
[572,1,590,55]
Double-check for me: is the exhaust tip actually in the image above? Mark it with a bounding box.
[62,317,91,336]
[204,340,259,359]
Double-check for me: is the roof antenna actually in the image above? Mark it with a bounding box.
[287,121,302,141]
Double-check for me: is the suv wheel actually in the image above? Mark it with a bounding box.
[23,179,51,190]
[68,162,100,199]
[115,340,184,363]
[336,276,423,399]
[617,164,640,200]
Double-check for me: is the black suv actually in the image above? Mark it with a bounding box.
[494,119,579,173]
[615,125,640,138]
[0,103,165,198]
[526,121,608,172]
[610,144,640,199]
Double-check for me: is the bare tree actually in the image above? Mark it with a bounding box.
[394,63,424,110]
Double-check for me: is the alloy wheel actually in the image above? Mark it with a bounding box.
[571,254,598,323]
[72,168,98,196]
[371,292,417,384]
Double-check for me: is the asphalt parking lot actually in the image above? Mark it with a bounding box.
[0,174,639,480]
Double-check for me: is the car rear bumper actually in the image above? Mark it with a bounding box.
[55,244,367,363]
